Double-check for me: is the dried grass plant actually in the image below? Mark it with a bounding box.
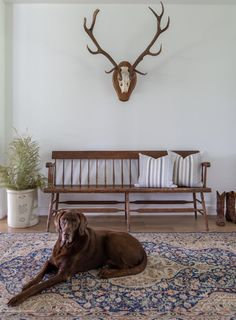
[0,133,46,190]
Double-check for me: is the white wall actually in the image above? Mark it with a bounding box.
[0,0,6,218]
[7,3,236,213]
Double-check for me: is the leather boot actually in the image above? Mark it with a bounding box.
[226,191,236,223]
[216,191,225,226]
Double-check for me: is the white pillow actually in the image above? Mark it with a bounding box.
[168,151,203,187]
[136,153,177,188]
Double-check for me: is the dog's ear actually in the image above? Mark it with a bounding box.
[77,212,88,236]
[54,210,65,232]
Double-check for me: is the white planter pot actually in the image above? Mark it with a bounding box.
[7,189,39,228]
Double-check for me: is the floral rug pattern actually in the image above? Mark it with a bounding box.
[0,232,236,319]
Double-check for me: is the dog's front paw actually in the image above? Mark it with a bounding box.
[7,296,20,307]
[7,291,27,307]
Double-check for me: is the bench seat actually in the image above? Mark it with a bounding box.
[44,185,211,193]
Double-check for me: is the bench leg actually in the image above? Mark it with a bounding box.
[55,193,59,211]
[200,192,209,231]
[46,193,55,232]
[125,192,130,232]
[193,192,198,220]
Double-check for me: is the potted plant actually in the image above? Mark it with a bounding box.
[0,133,46,228]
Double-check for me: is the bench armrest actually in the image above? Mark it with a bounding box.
[46,162,55,186]
[201,162,211,187]
[202,162,211,168]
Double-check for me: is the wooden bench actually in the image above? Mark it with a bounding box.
[44,151,211,232]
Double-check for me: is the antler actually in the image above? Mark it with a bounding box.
[132,2,170,75]
[84,9,118,73]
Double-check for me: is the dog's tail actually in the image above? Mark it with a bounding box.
[126,249,147,276]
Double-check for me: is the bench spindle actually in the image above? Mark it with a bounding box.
[96,159,98,186]
[129,159,132,186]
[113,159,115,186]
[88,159,90,186]
[71,160,73,186]
[79,160,82,186]
[121,159,124,186]
[62,160,65,186]
[104,160,107,186]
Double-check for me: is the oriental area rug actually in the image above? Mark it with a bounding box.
[0,232,236,320]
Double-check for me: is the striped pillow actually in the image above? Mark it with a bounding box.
[168,151,203,187]
[136,153,176,188]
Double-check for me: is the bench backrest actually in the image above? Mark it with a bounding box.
[50,150,200,186]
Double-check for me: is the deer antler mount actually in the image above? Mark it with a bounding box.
[84,2,170,102]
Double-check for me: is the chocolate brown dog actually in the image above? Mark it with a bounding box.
[8,210,147,306]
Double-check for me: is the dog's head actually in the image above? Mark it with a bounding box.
[54,210,88,247]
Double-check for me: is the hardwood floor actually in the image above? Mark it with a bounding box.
[0,214,236,233]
